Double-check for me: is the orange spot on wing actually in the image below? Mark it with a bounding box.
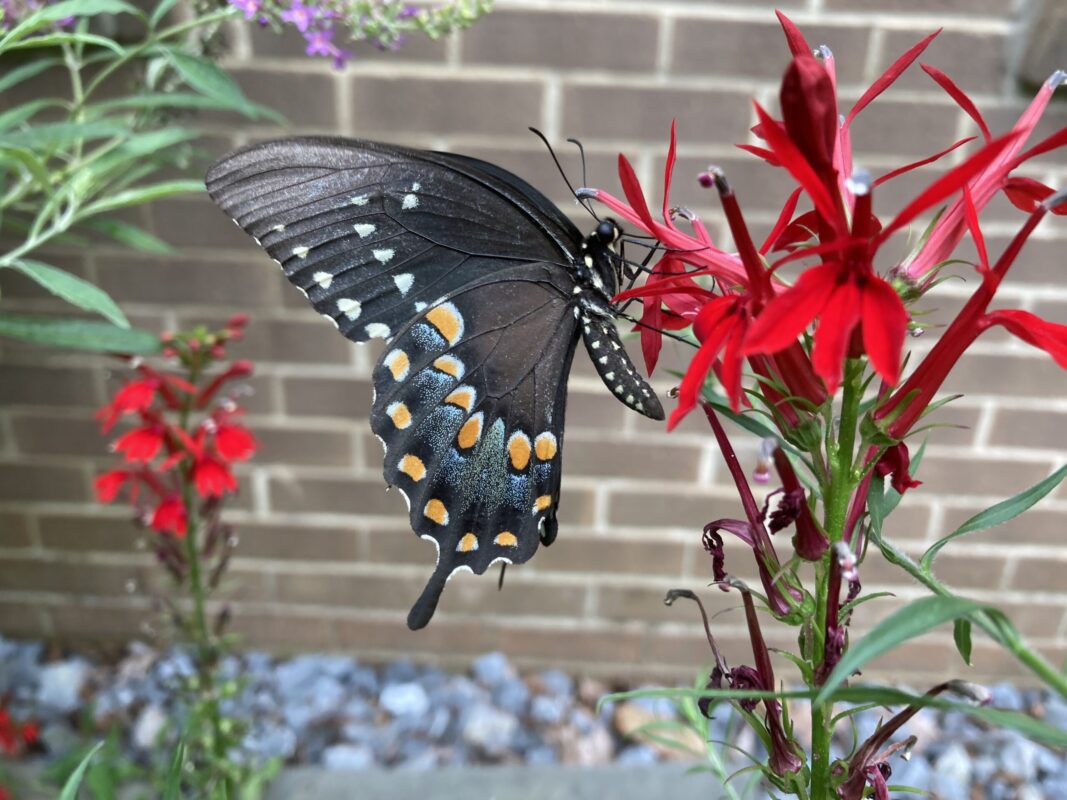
[425,304,463,344]
[433,356,464,378]
[534,432,558,460]
[384,350,409,380]
[398,454,425,481]
[444,387,475,412]
[533,495,552,512]
[507,432,531,470]
[457,414,483,449]
[457,532,478,552]
[424,499,448,525]
[494,531,518,547]
[387,402,411,429]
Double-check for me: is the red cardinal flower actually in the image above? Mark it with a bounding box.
[151,496,187,537]
[193,456,238,498]
[213,423,257,462]
[94,469,131,503]
[113,424,165,463]
[95,376,160,432]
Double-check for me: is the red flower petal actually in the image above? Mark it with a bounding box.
[617,153,657,231]
[94,470,130,503]
[775,10,811,57]
[754,103,843,234]
[986,309,1067,369]
[876,131,1020,246]
[871,136,976,188]
[744,264,838,356]
[215,424,257,462]
[812,280,862,392]
[761,188,804,254]
[780,54,838,173]
[669,297,739,429]
[1002,176,1067,215]
[193,456,238,498]
[114,426,164,463]
[151,496,187,537]
[662,119,678,220]
[962,185,990,273]
[736,143,781,166]
[846,29,940,126]
[860,276,907,386]
[921,63,991,142]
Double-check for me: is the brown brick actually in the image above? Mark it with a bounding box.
[562,389,630,433]
[177,315,356,366]
[0,512,33,548]
[149,196,257,249]
[268,474,402,517]
[10,413,103,458]
[929,553,1007,590]
[0,556,155,596]
[825,0,1012,13]
[283,375,374,419]
[0,365,99,408]
[254,424,354,467]
[51,602,153,640]
[917,456,1052,498]
[0,462,88,503]
[274,570,419,610]
[596,584,698,624]
[38,513,139,553]
[230,610,339,649]
[879,29,1007,95]
[564,437,702,481]
[561,84,751,145]
[0,602,51,638]
[846,99,959,159]
[865,637,955,675]
[989,409,1067,451]
[350,77,544,138]
[235,522,360,562]
[607,488,735,530]
[534,534,686,577]
[671,19,870,85]
[463,10,657,72]
[1009,556,1067,593]
[226,67,339,130]
[362,524,437,566]
[96,252,283,307]
[996,601,1066,639]
[250,25,446,63]
[968,640,1063,680]
[942,352,1066,399]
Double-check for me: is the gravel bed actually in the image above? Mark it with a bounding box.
[1,637,1064,798]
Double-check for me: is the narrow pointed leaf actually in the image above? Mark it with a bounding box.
[7,259,128,326]
[0,313,161,353]
[920,465,1067,571]
[816,596,991,704]
[953,619,973,666]
[59,741,105,800]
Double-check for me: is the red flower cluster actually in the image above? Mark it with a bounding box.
[94,315,256,538]
[589,12,1067,439]
[0,705,37,757]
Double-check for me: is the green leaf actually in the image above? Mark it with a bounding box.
[0,98,57,131]
[150,0,181,28]
[0,56,62,94]
[94,92,241,112]
[953,618,973,666]
[163,740,185,800]
[82,179,201,214]
[920,465,1067,571]
[6,258,128,326]
[164,51,246,105]
[816,595,990,704]
[1,120,127,148]
[0,313,161,353]
[5,31,125,55]
[0,146,52,190]
[0,1,135,50]
[58,741,105,800]
[82,218,173,253]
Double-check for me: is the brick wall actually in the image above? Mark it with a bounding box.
[1,0,1065,685]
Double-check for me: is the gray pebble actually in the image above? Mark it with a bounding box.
[322,743,376,771]
[380,681,430,718]
[472,652,516,687]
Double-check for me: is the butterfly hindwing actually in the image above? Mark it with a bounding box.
[205,138,582,343]
[370,262,580,629]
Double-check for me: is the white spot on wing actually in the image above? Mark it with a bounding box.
[350,195,369,206]
[415,301,427,312]
[604,372,614,380]
[354,223,376,238]
[373,248,395,264]
[366,322,390,339]
[411,182,421,191]
[313,271,333,289]
[337,298,362,320]
[322,313,339,329]
[402,193,419,210]
[292,245,310,259]
[396,486,411,511]
[271,223,285,232]
[393,273,414,296]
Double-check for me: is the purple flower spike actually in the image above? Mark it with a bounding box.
[230,0,262,20]
[304,26,334,57]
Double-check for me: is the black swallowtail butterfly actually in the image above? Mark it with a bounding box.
[206,138,664,629]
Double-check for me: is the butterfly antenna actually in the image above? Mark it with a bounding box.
[529,127,600,219]
[566,137,590,191]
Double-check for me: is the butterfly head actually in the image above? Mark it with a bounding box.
[577,218,624,302]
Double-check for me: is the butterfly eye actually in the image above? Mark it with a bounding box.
[595,219,618,245]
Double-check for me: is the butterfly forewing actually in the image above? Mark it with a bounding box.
[370,263,579,629]
[206,139,582,343]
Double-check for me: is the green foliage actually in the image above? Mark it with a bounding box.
[0,0,268,351]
